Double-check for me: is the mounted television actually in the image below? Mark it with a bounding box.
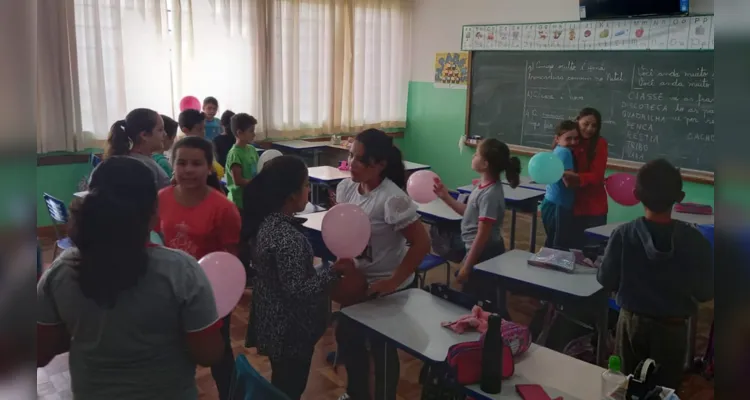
[579,0,689,20]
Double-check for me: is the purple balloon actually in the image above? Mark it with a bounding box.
[322,204,371,259]
[198,252,246,317]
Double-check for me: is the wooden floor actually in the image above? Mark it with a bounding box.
[37,212,715,400]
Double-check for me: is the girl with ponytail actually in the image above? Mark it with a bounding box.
[36,157,225,398]
[334,128,431,400]
[433,138,521,318]
[241,155,350,399]
[104,108,171,189]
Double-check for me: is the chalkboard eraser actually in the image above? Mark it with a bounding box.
[466,135,483,145]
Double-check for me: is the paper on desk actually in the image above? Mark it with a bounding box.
[607,380,678,400]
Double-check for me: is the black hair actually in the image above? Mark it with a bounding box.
[635,158,683,213]
[477,138,522,188]
[240,155,308,244]
[178,109,205,131]
[230,113,258,137]
[171,136,223,192]
[220,110,236,134]
[105,108,159,159]
[354,129,407,189]
[162,115,178,139]
[203,96,218,108]
[68,156,157,307]
[577,107,602,163]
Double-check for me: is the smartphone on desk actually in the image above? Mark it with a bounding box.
[515,384,561,400]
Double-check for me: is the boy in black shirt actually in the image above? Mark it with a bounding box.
[598,158,713,390]
[213,110,236,168]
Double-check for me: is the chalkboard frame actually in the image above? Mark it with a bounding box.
[463,51,714,185]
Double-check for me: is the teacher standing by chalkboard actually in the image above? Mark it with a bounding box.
[563,107,609,247]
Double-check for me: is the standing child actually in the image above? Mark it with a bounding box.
[540,120,579,250]
[104,108,171,189]
[156,136,241,400]
[225,113,259,212]
[214,110,236,168]
[563,107,609,247]
[178,109,225,180]
[203,96,222,141]
[334,129,431,400]
[598,158,713,390]
[433,138,521,313]
[37,157,225,398]
[153,115,178,177]
[242,155,352,399]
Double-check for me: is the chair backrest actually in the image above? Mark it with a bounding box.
[43,193,69,225]
[229,355,290,400]
[424,283,496,313]
[90,153,102,168]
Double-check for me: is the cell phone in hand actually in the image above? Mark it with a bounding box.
[515,384,554,400]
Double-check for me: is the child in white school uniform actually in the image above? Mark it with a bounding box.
[334,128,431,400]
[434,138,521,315]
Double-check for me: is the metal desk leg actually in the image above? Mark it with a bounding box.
[509,209,517,250]
[529,205,538,252]
[596,300,609,367]
[313,149,320,166]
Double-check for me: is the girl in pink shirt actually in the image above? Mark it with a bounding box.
[156,136,241,400]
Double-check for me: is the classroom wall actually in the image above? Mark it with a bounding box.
[400,0,715,223]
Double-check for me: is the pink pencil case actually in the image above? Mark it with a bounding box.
[674,202,713,215]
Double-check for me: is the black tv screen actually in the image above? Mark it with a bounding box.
[579,0,689,20]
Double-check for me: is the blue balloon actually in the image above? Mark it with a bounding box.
[150,231,164,245]
[528,152,564,185]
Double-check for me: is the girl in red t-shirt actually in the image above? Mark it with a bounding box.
[562,107,609,247]
[156,136,241,400]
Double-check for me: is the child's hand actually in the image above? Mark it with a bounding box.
[433,177,449,200]
[456,265,472,284]
[561,171,580,187]
[332,258,356,274]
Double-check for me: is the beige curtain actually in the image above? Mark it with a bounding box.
[74,0,172,144]
[37,0,80,152]
[173,0,412,140]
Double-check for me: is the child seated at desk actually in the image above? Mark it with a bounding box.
[433,138,521,316]
[598,158,714,390]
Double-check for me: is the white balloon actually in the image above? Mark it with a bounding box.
[257,149,283,172]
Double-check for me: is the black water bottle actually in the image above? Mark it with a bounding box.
[480,314,503,394]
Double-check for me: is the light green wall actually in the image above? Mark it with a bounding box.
[400,81,714,223]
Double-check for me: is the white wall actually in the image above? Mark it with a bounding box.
[410,0,715,82]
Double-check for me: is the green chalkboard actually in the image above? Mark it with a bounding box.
[467,50,714,172]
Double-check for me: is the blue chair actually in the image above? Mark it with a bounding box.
[416,253,451,288]
[230,355,289,400]
[43,193,74,258]
[89,153,102,168]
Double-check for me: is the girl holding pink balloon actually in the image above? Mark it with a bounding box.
[433,138,520,310]
[37,157,226,399]
[563,108,610,247]
[155,136,241,400]
[334,129,431,400]
[241,155,353,399]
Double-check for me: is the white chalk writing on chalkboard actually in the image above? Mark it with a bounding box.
[468,51,714,172]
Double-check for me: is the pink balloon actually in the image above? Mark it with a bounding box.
[605,173,640,206]
[407,170,439,204]
[198,252,246,317]
[322,204,371,259]
[179,96,201,112]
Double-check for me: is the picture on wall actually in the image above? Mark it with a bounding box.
[433,52,469,89]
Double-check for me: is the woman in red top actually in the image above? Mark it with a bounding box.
[563,107,609,247]
[156,136,241,400]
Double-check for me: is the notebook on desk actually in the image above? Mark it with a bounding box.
[527,248,576,273]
